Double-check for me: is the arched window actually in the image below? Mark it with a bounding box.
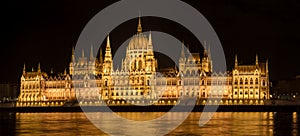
[240,78,243,84]
[250,78,253,84]
[245,78,248,84]
[262,80,266,86]
[104,80,108,86]
[255,78,259,84]
[138,60,143,70]
[234,78,238,85]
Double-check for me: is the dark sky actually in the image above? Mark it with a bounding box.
[1,0,300,83]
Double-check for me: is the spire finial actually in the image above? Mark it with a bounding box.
[256,53,259,65]
[90,45,94,60]
[82,49,85,57]
[181,41,185,58]
[99,47,103,63]
[71,46,75,62]
[137,15,142,33]
[23,63,26,75]
[266,59,268,73]
[148,31,152,45]
[50,67,53,74]
[64,68,67,76]
[38,62,41,73]
[106,35,111,48]
[235,54,238,67]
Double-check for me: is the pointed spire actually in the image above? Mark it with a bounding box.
[50,67,53,74]
[235,54,238,67]
[105,35,112,61]
[137,16,142,33]
[23,63,26,75]
[37,62,41,73]
[64,68,67,76]
[181,41,185,58]
[266,59,269,73]
[82,49,85,57]
[99,48,103,63]
[148,31,152,45]
[106,35,111,49]
[207,43,211,59]
[90,45,94,60]
[71,46,75,62]
[256,54,259,65]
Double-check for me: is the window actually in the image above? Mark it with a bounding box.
[262,80,266,86]
[250,78,253,84]
[147,80,150,85]
[240,78,243,84]
[245,78,248,84]
[255,78,258,84]
[138,60,143,70]
[240,91,243,95]
[105,80,108,86]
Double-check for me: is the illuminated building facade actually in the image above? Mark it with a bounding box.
[17,18,269,106]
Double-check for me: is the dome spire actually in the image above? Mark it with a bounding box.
[137,16,142,33]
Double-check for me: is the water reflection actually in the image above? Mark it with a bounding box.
[0,112,16,135]
[0,112,299,135]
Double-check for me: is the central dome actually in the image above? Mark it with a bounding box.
[128,33,149,50]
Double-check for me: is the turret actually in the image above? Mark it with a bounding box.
[104,35,113,73]
[235,54,238,68]
[90,45,94,61]
[179,42,186,72]
[23,63,26,76]
[256,54,259,66]
[37,62,41,73]
[69,47,75,75]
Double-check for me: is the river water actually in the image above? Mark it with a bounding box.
[0,112,299,135]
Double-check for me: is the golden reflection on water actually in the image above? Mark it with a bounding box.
[15,112,107,135]
[9,112,299,135]
[115,112,165,121]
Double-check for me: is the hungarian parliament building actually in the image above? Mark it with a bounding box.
[17,18,270,106]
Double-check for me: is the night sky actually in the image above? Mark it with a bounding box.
[1,0,299,83]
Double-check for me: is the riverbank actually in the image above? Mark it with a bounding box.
[1,105,300,112]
